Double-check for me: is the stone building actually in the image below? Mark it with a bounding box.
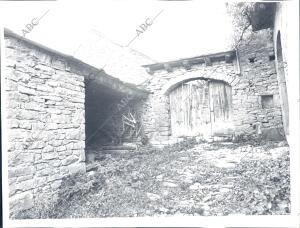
[141,28,284,145]
[4,29,148,216]
[4,3,290,216]
[250,2,297,145]
[250,1,299,214]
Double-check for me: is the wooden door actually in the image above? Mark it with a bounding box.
[169,79,232,138]
[169,80,211,137]
[209,81,233,136]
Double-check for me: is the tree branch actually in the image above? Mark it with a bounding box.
[235,22,251,48]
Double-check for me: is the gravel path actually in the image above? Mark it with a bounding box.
[40,140,291,218]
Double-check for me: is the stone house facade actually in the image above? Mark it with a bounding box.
[141,29,284,145]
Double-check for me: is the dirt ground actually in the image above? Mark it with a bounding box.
[43,139,289,218]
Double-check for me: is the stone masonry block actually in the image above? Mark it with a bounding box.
[10,191,34,212]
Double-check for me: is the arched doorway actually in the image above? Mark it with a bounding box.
[168,78,233,138]
[276,31,289,135]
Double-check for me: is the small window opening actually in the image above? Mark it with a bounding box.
[269,55,275,61]
[261,95,274,109]
[249,57,256,63]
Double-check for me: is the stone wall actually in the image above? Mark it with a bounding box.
[5,34,86,215]
[272,2,299,215]
[273,2,295,142]
[141,29,284,145]
[141,59,239,145]
[235,28,284,138]
[5,30,150,216]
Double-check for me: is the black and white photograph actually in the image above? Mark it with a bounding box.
[0,0,299,227]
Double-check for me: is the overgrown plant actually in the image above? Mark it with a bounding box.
[226,2,256,49]
[12,173,102,219]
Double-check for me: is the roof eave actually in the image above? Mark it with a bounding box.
[142,50,236,73]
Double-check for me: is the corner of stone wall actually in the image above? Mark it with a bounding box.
[5,35,87,217]
[233,28,284,139]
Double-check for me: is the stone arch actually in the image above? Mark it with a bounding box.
[275,31,289,135]
[162,72,238,95]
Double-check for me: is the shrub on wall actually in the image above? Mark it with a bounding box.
[12,172,102,219]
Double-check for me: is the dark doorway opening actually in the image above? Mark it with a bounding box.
[85,79,124,148]
[84,75,145,162]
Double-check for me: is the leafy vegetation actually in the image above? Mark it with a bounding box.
[226,2,256,48]
[14,139,290,218]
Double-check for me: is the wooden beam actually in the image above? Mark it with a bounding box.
[225,54,233,63]
[205,57,212,66]
[145,67,154,75]
[182,60,191,70]
[164,63,173,72]
[190,58,204,65]
[142,50,236,73]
